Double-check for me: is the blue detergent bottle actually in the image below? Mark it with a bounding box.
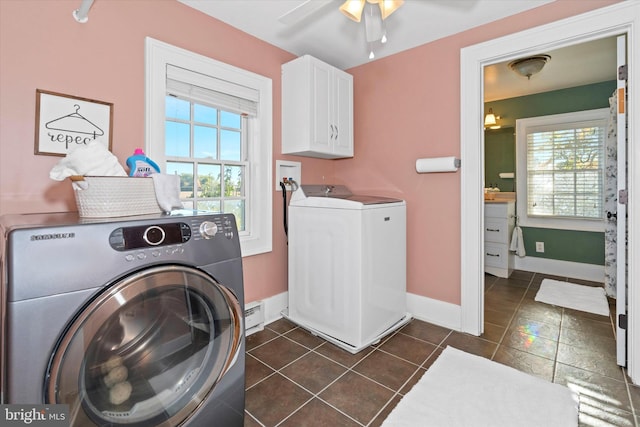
[126,148,161,177]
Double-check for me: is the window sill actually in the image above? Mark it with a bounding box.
[240,238,272,257]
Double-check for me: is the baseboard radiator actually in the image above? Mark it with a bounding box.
[245,301,265,336]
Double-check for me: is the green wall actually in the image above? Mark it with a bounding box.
[485,127,516,191]
[484,80,616,130]
[484,80,615,265]
[523,228,605,265]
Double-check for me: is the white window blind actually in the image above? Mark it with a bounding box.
[515,108,608,232]
[166,65,258,117]
[526,120,604,220]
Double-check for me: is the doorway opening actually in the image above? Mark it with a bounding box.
[460,2,639,382]
[482,35,618,334]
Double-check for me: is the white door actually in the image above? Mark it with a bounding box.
[616,34,628,367]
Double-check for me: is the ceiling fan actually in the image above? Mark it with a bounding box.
[278,0,404,59]
[278,0,404,25]
[339,0,404,22]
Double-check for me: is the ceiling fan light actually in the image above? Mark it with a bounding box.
[340,0,366,22]
[379,0,404,20]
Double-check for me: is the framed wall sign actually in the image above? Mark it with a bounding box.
[35,89,113,156]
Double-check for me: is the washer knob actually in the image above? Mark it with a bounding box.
[199,221,218,239]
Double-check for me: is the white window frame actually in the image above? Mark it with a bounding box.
[145,37,272,257]
[515,108,608,232]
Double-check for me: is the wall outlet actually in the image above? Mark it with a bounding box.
[535,242,545,253]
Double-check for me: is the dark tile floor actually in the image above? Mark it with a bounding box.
[244,271,640,426]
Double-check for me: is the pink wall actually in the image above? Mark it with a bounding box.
[338,0,620,304]
[0,0,618,306]
[0,0,331,304]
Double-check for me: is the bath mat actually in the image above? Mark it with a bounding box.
[382,346,578,427]
[535,279,609,316]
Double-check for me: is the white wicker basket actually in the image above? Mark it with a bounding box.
[71,176,162,218]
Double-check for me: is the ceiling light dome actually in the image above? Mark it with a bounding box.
[508,54,551,80]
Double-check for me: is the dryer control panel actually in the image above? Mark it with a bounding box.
[109,222,191,251]
[194,215,236,240]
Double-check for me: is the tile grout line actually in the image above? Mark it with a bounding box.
[249,276,631,425]
[253,324,397,426]
[245,325,318,425]
[276,343,395,427]
[362,330,455,426]
[362,343,447,427]
[487,273,534,361]
[271,322,448,426]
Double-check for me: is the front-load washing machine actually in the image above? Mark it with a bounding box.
[0,211,245,426]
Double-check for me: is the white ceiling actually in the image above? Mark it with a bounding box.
[179,0,618,101]
[484,36,617,102]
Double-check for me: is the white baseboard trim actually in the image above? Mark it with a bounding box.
[513,256,604,282]
[406,292,461,331]
[249,291,463,333]
[247,292,288,327]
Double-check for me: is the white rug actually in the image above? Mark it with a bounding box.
[535,279,609,316]
[382,346,578,427]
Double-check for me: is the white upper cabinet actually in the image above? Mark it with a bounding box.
[282,55,353,159]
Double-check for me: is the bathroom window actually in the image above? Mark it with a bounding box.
[516,108,608,232]
[145,38,273,256]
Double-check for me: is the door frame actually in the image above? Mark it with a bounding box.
[460,2,640,381]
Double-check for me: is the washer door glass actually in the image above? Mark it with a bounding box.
[45,265,242,427]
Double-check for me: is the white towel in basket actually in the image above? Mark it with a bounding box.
[151,174,183,213]
[49,141,127,181]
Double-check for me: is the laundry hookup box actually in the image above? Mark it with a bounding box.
[70,176,162,218]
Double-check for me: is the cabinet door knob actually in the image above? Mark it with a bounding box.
[486,228,500,232]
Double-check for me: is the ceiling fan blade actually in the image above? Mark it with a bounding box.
[278,0,334,25]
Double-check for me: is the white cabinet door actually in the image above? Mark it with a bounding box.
[310,59,332,152]
[282,55,353,159]
[332,68,354,157]
[484,201,515,278]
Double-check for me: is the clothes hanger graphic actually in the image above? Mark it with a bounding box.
[45,104,105,137]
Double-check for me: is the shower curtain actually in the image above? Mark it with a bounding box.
[604,90,618,297]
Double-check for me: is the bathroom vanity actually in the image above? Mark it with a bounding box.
[484,194,516,278]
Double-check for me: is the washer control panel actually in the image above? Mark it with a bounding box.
[109,222,191,251]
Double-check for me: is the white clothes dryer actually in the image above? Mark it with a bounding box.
[1,211,245,427]
[283,185,411,353]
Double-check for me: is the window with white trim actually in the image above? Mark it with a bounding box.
[145,38,273,256]
[516,108,608,232]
